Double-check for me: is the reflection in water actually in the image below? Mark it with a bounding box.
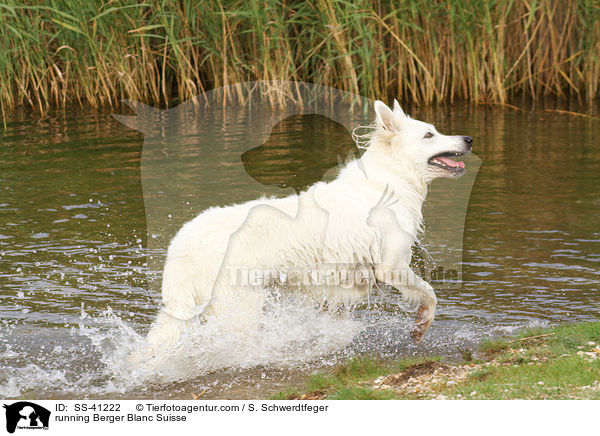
[0,101,598,399]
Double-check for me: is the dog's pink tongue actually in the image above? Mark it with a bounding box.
[436,157,465,168]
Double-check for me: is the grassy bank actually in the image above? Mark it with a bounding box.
[274,321,600,400]
[1,0,600,116]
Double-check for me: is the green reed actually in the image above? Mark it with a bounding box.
[1,0,599,116]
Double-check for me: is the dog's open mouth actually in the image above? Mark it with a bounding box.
[428,151,468,173]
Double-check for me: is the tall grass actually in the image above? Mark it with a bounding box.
[1,0,599,115]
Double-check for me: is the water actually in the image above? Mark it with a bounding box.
[1,100,599,399]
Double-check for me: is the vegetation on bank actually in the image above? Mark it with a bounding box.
[274,322,600,400]
[1,0,600,116]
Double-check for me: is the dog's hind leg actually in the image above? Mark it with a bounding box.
[145,309,192,355]
[140,256,217,359]
[125,309,195,366]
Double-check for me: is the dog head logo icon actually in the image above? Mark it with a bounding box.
[3,402,50,434]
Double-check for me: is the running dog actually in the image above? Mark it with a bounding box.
[144,100,472,354]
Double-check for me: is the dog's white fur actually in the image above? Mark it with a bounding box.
[144,100,471,354]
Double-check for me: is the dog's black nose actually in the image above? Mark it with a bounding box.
[463,136,473,150]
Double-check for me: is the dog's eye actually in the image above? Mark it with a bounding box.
[424,132,434,139]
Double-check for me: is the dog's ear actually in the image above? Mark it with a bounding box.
[374,100,398,131]
[393,99,406,118]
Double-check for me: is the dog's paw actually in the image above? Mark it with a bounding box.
[410,304,433,343]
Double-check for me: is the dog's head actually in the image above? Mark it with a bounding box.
[371,100,472,181]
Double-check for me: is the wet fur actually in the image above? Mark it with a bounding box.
[144,100,472,355]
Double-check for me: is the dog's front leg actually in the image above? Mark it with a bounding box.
[368,202,438,342]
[374,263,437,342]
[400,267,437,343]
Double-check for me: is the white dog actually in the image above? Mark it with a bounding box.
[144,100,472,355]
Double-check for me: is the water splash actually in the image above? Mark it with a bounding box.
[0,284,563,399]
[0,293,362,397]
